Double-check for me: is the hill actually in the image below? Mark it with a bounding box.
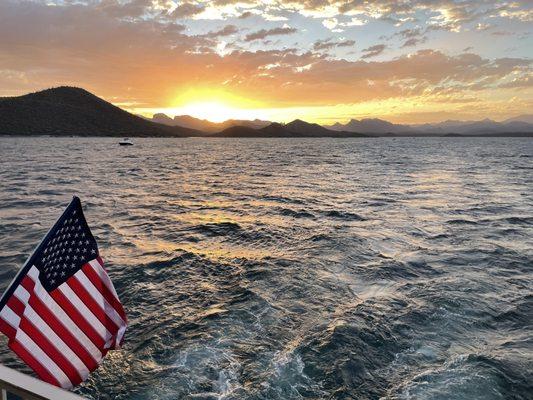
[326,118,411,134]
[327,116,533,136]
[410,118,533,135]
[503,114,533,124]
[213,120,368,137]
[0,87,201,137]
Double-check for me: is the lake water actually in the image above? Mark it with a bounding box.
[0,137,532,399]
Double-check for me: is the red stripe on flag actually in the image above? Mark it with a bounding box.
[7,296,26,316]
[20,278,100,370]
[8,340,61,387]
[21,275,36,291]
[49,289,106,350]
[83,262,127,321]
[66,276,120,335]
[17,316,83,386]
[0,317,16,338]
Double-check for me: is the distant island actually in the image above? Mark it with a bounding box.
[1,87,532,137]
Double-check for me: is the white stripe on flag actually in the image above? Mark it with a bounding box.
[0,305,21,330]
[14,285,31,303]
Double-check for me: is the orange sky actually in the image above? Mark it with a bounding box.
[0,0,532,123]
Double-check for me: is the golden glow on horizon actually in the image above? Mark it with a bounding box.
[171,101,268,123]
[130,87,532,124]
[161,87,269,122]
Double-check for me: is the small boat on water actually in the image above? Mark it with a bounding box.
[119,138,133,146]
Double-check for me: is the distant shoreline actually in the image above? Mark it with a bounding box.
[2,87,532,138]
[1,133,532,138]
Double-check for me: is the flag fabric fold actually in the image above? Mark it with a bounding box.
[0,196,127,389]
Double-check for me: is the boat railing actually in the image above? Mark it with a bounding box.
[0,364,86,400]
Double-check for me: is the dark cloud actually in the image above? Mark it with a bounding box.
[382,27,428,47]
[171,2,205,18]
[361,44,386,58]
[245,27,297,41]
[204,25,239,38]
[313,39,336,51]
[313,38,355,51]
[401,37,427,47]
[239,11,254,19]
[96,0,152,18]
[337,39,356,48]
[396,28,424,39]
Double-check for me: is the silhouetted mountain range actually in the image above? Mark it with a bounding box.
[0,87,200,137]
[215,120,367,137]
[410,118,533,135]
[1,87,532,137]
[154,112,533,136]
[503,114,533,124]
[147,114,365,136]
[326,117,533,136]
[326,118,411,134]
[147,113,270,132]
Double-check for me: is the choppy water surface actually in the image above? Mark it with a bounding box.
[0,137,532,400]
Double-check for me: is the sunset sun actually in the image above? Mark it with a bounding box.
[171,101,262,123]
[162,88,269,122]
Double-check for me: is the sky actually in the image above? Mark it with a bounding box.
[0,0,532,124]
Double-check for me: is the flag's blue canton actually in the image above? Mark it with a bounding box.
[33,201,99,292]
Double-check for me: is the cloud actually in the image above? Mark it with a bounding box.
[476,23,491,31]
[361,44,386,58]
[313,38,355,50]
[239,11,254,19]
[313,39,336,51]
[401,37,427,47]
[498,74,532,89]
[171,2,205,18]
[337,39,356,47]
[322,18,338,30]
[380,26,428,48]
[383,27,428,47]
[96,0,153,18]
[498,8,533,22]
[244,26,297,41]
[396,27,424,39]
[204,24,239,38]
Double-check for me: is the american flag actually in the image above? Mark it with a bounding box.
[0,197,127,389]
